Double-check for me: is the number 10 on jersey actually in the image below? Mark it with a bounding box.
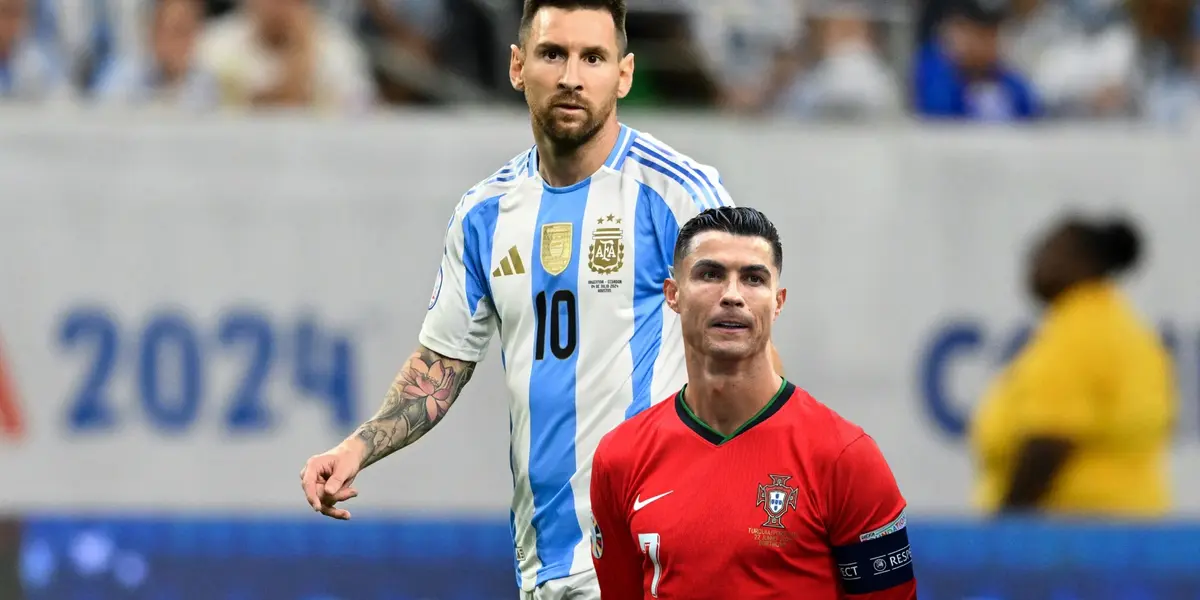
[534,290,577,360]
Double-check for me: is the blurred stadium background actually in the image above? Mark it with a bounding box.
[2,0,1200,598]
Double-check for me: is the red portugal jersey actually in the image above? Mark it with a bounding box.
[589,379,917,599]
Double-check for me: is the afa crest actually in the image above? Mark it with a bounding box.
[756,474,799,529]
[588,215,624,275]
[540,223,573,276]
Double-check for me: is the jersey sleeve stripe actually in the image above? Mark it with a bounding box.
[626,150,709,213]
[632,139,727,207]
[465,152,531,196]
[629,142,717,210]
[461,194,504,314]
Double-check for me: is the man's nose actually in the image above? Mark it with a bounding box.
[558,57,583,91]
[720,280,746,307]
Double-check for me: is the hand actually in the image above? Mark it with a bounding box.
[300,439,365,520]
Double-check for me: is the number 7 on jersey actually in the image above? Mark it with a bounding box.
[638,532,662,597]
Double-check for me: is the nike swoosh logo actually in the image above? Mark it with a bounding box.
[633,491,673,511]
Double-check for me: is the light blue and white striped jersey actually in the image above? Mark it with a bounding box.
[418,124,733,592]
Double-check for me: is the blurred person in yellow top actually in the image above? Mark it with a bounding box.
[969,214,1175,518]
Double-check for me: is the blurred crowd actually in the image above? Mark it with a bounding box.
[0,0,1198,124]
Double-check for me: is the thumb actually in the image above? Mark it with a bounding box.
[323,461,355,496]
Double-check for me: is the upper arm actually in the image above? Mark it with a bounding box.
[418,197,499,362]
[1011,326,1096,439]
[590,437,644,598]
[825,435,915,597]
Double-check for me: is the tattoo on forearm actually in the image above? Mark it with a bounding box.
[353,346,476,469]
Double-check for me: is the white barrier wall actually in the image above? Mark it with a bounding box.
[1,111,1198,516]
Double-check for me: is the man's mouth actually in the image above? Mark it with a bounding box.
[711,321,749,331]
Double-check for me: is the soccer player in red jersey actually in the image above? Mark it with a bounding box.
[589,206,917,599]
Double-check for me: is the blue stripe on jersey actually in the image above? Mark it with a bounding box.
[626,183,679,418]
[627,152,709,214]
[527,179,590,585]
[461,195,503,314]
[604,125,634,170]
[637,137,725,206]
[631,141,723,209]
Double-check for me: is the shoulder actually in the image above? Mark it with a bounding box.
[594,398,674,470]
[616,128,731,209]
[786,387,873,463]
[452,149,536,219]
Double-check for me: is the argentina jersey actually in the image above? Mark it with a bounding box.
[418,124,734,592]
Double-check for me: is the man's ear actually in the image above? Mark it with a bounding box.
[774,287,787,320]
[616,52,635,99]
[509,44,524,91]
[664,276,681,315]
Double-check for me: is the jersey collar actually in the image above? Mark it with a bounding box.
[526,123,638,178]
[675,378,794,446]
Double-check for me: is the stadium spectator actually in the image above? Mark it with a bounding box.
[40,0,148,93]
[968,214,1176,517]
[0,0,69,102]
[195,0,375,112]
[777,0,901,120]
[1132,0,1199,123]
[1009,0,1138,119]
[92,0,217,109]
[351,0,450,103]
[687,0,806,113]
[912,0,1040,121]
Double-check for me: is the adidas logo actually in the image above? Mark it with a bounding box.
[493,246,526,277]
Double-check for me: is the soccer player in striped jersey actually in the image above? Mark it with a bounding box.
[299,1,782,599]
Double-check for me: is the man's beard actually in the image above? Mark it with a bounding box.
[532,94,614,152]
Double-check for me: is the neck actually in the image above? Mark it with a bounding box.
[683,347,782,438]
[535,118,620,188]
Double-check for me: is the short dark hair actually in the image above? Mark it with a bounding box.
[1060,215,1143,277]
[518,0,628,52]
[673,207,783,274]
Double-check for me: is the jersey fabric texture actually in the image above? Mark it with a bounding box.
[418,123,734,593]
[590,380,918,599]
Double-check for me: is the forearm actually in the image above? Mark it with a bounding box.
[348,345,477,469]
[1001,437,1072,511]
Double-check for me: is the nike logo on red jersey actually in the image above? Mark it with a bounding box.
[633,491,673,511]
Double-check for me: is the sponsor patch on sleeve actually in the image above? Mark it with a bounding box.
[833,515,913,595]
[859,509,906,542]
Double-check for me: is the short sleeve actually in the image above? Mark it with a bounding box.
[417,198,499,362]
[826,435,915,596]
[590,433,645,598]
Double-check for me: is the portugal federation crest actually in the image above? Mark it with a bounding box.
[756,474,799,529]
